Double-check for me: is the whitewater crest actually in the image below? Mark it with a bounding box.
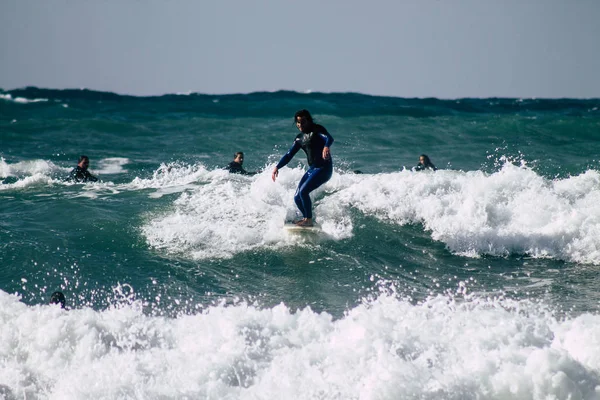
[327,163,600,264]
[0,93,48,104]
[0,288,599,399]
[4,156,600,264]
[142,162,600,264]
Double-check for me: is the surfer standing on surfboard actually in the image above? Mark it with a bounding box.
[271,109,334,227]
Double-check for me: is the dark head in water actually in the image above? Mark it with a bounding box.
[416,154,437,171]
[66,155,98,182]
[294,109,314,133]
[233,152,244,165]
[78,155,90,170]
[49,291,66,308]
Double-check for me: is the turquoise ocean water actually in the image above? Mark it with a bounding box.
[1,87,600,399]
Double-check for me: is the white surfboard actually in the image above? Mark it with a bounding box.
[283,222,321,233]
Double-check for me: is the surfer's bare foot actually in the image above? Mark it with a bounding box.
[296,218,313,227]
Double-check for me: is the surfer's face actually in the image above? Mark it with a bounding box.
[234,154,244,164]
[296,116,311,133]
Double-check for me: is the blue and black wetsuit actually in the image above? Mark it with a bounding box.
[276,124,334,219]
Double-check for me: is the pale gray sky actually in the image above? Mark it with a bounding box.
[1,0,599,98]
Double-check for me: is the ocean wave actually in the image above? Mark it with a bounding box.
[142,166,290,259]
[0,93,48,104]
[0,288,598,399]
[0,173,56,190]
[141,163,353,259]
[142,162,600,264]
[3,87,599,118]
[0,158,101,191]
[5,157,600,264]
[0,158,69,179]
[129,162,215,191]
[327,164,600,264]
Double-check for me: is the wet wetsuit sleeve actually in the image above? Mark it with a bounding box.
[85,171,98,182]
[276,139,302,169]
[319,131,334,147]
[66,168,78,181]
[66,167,84,182]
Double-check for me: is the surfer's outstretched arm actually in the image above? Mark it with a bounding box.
[272,140,301,182]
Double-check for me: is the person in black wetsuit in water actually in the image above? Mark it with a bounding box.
[272,109,334,227]
[226,152,257,175]
[415,154,437,171]
[66,155,98,182]
[49,291,66,309]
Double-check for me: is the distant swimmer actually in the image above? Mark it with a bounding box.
[272,109,334,227]
[226,152,257,175]
[49,291,66,309]
[66,155,98,182]
[415,154,437,171]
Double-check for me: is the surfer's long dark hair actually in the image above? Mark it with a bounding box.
[420,154,432,166]
[293,109,314,124]
[420,154,437,170]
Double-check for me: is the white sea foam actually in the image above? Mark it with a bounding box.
[122,162,221,199]
[0,158,68,178]
[142,165,346,259]
[0,158,71,191]
[326,164,600,264]
[0,173,56,190]
[0,289,599,399]
[95,157,130,175]
[0,158,110,191]
[5,158,600,264]
[143,162,600,263]
[0,160,210,196]
[0,93,48,104]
